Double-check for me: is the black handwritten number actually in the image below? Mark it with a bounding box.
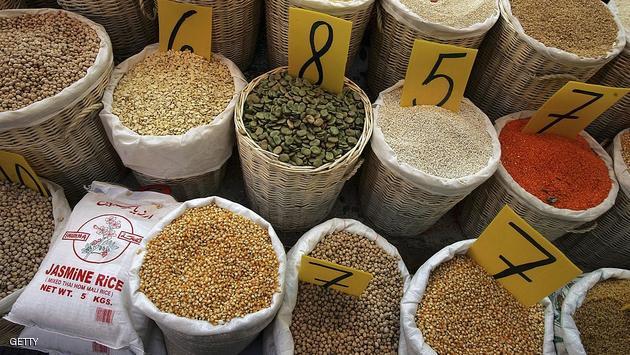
[493,222,556,282]
[298,21,333,86]
[0,164,46,196]
[412,52,467,107]
[310,261,353,288]
[537,89,604,134]
[168,10,197,53]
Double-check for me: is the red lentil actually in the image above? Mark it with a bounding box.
[500,119,611,210]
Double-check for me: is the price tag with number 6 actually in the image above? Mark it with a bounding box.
[157,0,213,59]
[400,39,477,112]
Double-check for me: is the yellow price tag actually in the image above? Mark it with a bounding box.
[400,39,477,112]
[468,205,581,306]
[0,151,48,197]
[622,304,630,311]
[298,255,373,297]
[288,7,352,94]
[158,0,212,60]
[523,81,629,138]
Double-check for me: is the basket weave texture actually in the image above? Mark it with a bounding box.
[0,9,125,203]
[367,0,496,96]
[235,67,373,233]
[265,0,374,70]
[586,46,630,144]
[459,113,618,241]
[466,1,624,121]
[0,0,22,9]
[25,0,59,7]
[154,0,261,69]
[58,0,157,62]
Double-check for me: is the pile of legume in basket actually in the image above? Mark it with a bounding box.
[416,255,545,354]
[0,182,54,299]
[500,119,611,210]
[378,87,493,179]
[573,279,630,354]
[511,0,618,58]
[400,0,497,28]
[622,131,630,166]
[0,12,99,112]
[139,204,279,323]
[243,72,365,167]
[290,231,403,354]
[113,50,234,136]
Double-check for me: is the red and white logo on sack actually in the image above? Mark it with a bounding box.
[62,214,143,264]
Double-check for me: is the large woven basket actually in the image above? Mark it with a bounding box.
[466,0,626,121]
[367,0,499,96]
[57,0,157,62]
[554,129,630,272]
[154,0,261,69]
[586,46,630,144]
[235,67,373,234]
[265,0,374,70]
[459,112,619,241]
[0,0,22,9]
[0,9,125,203]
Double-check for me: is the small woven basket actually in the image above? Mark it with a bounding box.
[154,0,261,69]
[466,0,626,121]
[0,9,125,204]
[554,129,630,272]
[367,0,499,96]
[459,112,619,241]
[265,0,374,70]
[57,0,157,62]
[0,0,22,9]
[235,67,373,234]
[586,46,630,144]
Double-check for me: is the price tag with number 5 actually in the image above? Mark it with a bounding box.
[158,0,212,59]
[0,151,48,197]
[523,81,629,139]
[468,205,581,306]
[400,39,477,112]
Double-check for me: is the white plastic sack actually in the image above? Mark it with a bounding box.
[6,182,181,353]
[0,8,113,131]
[263,218,412,355]
[100,44,247,179]
[400,239,555,355]
[129,196,287,355]
[292,0,374,15]
[613,128,630,198]
[559,268,630,355]
[495,112,619,225]
[371,81,501,196]
[0,179,71,315]
[500,0,626,63]
[380,0,499,40]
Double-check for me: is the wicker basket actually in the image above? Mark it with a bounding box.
[0,9,125,204]
[459,112,619,241]
[0,0,22,9]
[466,0,626,121]
[235,67,373,233]
[367,0,499,96]
[265,0,374,70]
[57,0,157,62]
[554,129,630,272]
[154,0,261,70]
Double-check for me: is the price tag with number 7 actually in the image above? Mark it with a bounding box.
[400,39,477,112]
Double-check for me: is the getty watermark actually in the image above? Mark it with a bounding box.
[9,337,38,347]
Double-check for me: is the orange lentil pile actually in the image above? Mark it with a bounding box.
[500,119,611,210]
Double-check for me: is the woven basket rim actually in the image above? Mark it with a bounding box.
[235,66,373,174]
[496,112,620,221]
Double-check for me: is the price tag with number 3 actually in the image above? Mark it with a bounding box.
[400,39,478,112]
[158,0,212,59]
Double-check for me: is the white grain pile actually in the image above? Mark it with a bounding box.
[378,88,492,179]
[399,0,497,29]
[618,0,630,29]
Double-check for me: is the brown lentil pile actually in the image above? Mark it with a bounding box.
[416,255,545,354]
[511,0,618,57]
[139,204,279,324]
[622,131,630,167]
[113,50,234,136]
[0,12,99,112]
[574,279,630,355]
[290,231,404,354]
[0,181,54,299]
